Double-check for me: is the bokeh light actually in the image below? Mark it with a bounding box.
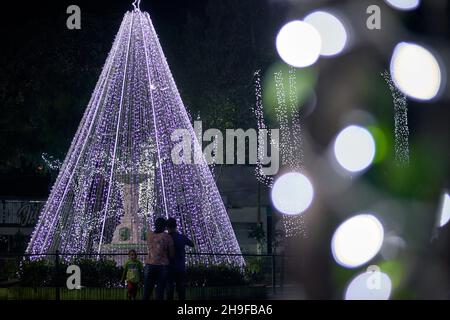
[304,11,347,57]
[345,268,392,300]
[332,214,384,268]
[390,42,442,101]
[276,20,321,68]
[384,0,420,11]
[334,125,376,173]
[438,192,450,227]
[271,172,314,215]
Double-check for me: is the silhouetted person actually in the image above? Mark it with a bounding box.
[166,217,194,300]
[142,217,175,300]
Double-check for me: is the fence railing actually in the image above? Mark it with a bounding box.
[0,251,286,300]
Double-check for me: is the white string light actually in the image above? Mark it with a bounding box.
[253,68,308,238]
[41,153,63,171]
[382,70,409,166]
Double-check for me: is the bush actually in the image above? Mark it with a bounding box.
[17,258,122,288]
[187,264,247,287]
[16,259,251,288]
[69,258,122,288]
[0,258,20,281]
[17,259,55,287]
[244,257,266,283]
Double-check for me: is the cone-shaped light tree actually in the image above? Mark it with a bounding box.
[26,5,244,266]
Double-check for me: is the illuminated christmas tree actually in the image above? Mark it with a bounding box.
[26,4,244,266]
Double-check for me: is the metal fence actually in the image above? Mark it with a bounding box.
[0,251,285,300]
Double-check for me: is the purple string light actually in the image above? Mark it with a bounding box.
[26,9,244,267]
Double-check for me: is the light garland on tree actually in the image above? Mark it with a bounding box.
[26,7,244,267]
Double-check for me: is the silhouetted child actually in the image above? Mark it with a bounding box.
[121,249,143,300]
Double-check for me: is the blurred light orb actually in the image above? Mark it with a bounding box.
[438,193,450,227]
[304,11,347,56]
[381,234,405,260]
[271,172,314,215]
[334,125,376,172]
[384,0,420,11]
[332,214,384,268]
[345,269,392,300]
[276,20,321,68]
[390,42,442,101]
